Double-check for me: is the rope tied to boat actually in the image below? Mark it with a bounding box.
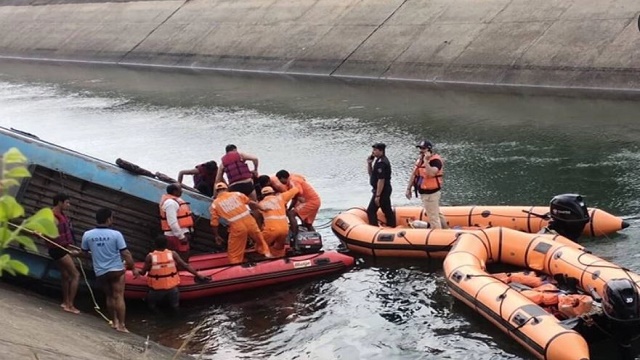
[8,222,114,326]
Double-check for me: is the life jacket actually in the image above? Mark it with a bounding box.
[159,195,194,232]
[415,154,444,191]
[222,151,252,184]
[509,271,545,288]
[558,294,593,318]
[259,187,299,224]
[194,163,216,187]
[50,212,74,248]
[147,249,180,290]
[210,191,251,227]
[519,283,560,306]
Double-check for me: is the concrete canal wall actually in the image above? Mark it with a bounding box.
[1,0,640,94]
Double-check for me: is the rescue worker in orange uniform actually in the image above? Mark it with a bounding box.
[405,140,448,229]
[275,170,321,232]
[139,236,208,313]
[258,185,300,257]
[159,183,195,260]
[210,182,272,264]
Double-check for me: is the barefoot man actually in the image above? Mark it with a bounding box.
[47,193,81,314]
[81,208,140,332]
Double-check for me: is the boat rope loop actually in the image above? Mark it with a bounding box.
[9,222,113,326]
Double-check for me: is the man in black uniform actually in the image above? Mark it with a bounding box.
[366,143,396,227]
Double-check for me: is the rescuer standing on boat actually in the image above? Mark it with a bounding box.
[210,182,272,264]
[367,143,396,227]
[258,185,299,257]
[159,183,195,260]
[405,140,448,229]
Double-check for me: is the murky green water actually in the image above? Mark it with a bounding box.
[1,61,639,359]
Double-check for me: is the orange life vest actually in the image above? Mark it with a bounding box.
[415,154,444,191]
[509,271,545,288]
[209,191,251,227]
[147,249,180,290]
[159,194,194,231]
[520,283,560,306]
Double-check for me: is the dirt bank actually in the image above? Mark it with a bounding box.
[0,282,192,360]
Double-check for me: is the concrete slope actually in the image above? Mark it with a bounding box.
[1,0,640,93]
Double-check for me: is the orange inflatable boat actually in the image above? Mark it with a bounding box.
[332,194,628,258]
[443,227,640,360]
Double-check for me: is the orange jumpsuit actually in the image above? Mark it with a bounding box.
[259,187,299,257]
[287,174,321,225]
[209,191,270,264]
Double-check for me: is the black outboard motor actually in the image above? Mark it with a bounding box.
[547,194,590,241]
[601,278,640,360]
[603,278,640,323]
[290,226,323,254]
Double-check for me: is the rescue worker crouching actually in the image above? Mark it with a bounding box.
[139,236,209,314]
[258,186,299,258]
[210,182,273,264]
[159,183,195,261]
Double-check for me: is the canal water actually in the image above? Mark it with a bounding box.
[1,61,640,359]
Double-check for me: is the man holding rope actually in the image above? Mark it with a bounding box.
[47,193,81,314]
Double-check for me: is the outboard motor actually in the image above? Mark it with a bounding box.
[290,227,323,254]
[601,278,640,359]
[602,278,640,323]
[547,194,590,241]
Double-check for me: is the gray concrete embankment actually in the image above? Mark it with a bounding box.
[1,0,640,95]
[0,282,192,360]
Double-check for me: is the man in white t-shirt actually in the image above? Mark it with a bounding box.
[159,184,194,260]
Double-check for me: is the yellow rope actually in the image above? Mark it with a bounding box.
[8,222,113,325]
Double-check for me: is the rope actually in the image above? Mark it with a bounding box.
[76,257,113,325]
[8,222,113,325]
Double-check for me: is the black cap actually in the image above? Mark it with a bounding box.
[416,140,433,150]
[372,143,386,151]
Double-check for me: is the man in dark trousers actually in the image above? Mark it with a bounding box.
[366,143,396,227]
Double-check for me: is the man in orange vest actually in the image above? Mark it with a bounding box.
[258,186,299,257]
[139,236,208,313]
[274,170,321,232]
[210,182,272,264]
[159,184,195,260]
[405,140,448,229]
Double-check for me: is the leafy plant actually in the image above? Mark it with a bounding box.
[0,147,59,276]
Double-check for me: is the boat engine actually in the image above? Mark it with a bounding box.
[290,228,323,254]
[601,278,640,358]
[602,278,640,323]
[547,194,590,241]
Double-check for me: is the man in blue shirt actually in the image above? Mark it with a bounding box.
[81,208,140,333]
